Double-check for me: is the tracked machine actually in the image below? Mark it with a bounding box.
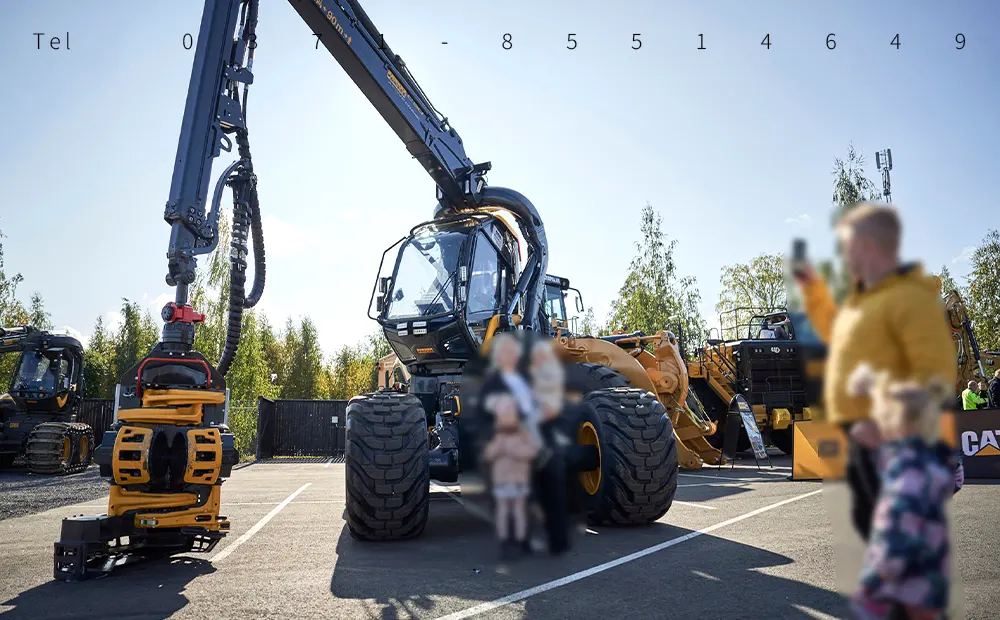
[0,326,93,474]
[52,0,717,577]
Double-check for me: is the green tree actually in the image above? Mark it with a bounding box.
[330,344,368,400]
[83,316,117,398]
[281,317,325,399]
[114,299,159,380]
[258,314,285,390]
[818,144,884,302]
[830,143,883,224]
[579,307,597,336]
[0,227,31,388]
[0,226,27,326]
[716,253,786,340]
[936,265,959,298]
[964,230,1000,350]
[607,203,705,355]
[28,293,52,331]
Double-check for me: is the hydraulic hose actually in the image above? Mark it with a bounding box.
[217,129,265,375]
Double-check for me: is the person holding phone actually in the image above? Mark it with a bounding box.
[789,204,956,542]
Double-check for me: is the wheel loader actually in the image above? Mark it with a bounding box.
[375,274,723,473]
[686,307,820,456]
[0,326,94,474]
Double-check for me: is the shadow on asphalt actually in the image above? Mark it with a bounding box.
[0,556,215,619]
[329,501,848,620]
[676,483,754,502]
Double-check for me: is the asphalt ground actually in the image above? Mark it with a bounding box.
[0,456,997,620]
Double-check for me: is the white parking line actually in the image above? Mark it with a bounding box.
[672,501,717,510]
[679,473,776,483]
[211,483,311,563]
[431,489,822,620]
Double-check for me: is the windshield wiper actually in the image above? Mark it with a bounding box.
[423,271,454,316]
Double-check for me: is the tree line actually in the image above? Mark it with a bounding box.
[579,143,999,351]
[0,217,391,406]
[3,143,996,404]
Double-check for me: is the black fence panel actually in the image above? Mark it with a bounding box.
[256,398,347,459]
[78,399,116,443]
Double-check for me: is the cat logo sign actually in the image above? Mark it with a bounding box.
[961,430,1000,457]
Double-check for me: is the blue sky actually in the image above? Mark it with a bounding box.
[1,0,997,355]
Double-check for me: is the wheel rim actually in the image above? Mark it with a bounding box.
[61,437,71,462]
[79,435,89,462]
[578,421,601,495]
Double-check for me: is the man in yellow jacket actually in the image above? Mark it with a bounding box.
[792,203,956,540]
[961,380,987,410]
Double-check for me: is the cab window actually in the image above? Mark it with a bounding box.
[545,284,567,324]
[467,232,501,315]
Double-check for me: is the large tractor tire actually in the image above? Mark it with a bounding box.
[565,361,631,393]
[580,387,679,526]
[0,453,15,469]
[344,392,430,542]
[25,422,93,475]
[770,427,794,456]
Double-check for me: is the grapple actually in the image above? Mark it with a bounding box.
[53,347,239,581]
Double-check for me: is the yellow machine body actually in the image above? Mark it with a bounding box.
[106,388,231,533]
[686,339,813,442]
[791,414,959,480]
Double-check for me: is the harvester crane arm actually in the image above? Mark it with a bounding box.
[0,326,39,355]
[162,0,547,366]
[50,0,552,578]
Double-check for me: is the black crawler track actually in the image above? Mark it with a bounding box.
[25,422,94,475]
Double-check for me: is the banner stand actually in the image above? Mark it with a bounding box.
[717,394,772,471]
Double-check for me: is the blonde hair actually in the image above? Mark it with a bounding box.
[994,369,1000,380]
[489,332,520,369]
[837,202,902,255]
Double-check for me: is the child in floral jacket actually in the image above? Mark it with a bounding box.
[847,363,958,620]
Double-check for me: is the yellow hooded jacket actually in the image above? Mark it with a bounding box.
[802,263,956,425]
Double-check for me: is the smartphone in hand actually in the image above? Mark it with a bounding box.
[790,238,808,278]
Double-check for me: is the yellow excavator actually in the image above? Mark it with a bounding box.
[944,288,1000,395]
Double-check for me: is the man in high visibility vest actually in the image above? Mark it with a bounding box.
[961,380,986,410]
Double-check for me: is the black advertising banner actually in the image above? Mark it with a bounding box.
[956,408,1000,479]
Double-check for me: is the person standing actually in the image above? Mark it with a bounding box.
[961,380,986,411]
[791,203,956,541]
[989,370,1000,408]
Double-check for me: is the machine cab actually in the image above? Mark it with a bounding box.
[542,274,584,334]
[6,341,82,412]
[373,214,522,372]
